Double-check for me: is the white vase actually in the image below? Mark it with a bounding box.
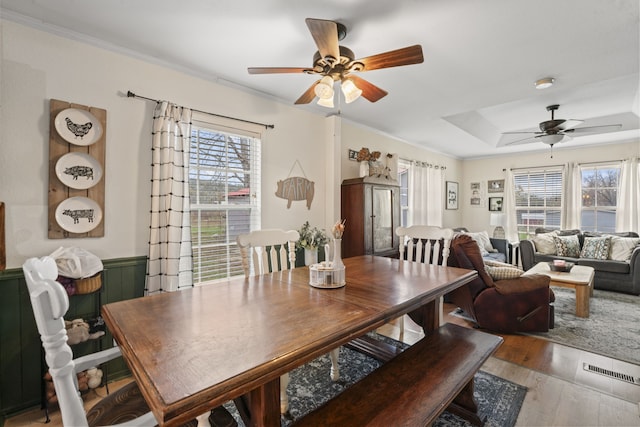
[359,162,369,177]
[304,248,318,266]
[332,238,345,285]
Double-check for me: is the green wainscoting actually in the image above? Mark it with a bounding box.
[0,256,147,421]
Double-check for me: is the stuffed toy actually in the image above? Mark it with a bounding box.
[65,318,90,345]
[86,367,103,389]
[44,370,90,404]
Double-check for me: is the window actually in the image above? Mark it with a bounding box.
[513,168,563,239]
[398,159,410,227]
[189,123,261,284]
[580,164,620,233]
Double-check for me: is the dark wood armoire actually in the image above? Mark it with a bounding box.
[340,176,401,258]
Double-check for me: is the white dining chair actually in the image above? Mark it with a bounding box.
[237,229,340,414]
[22,256,197,427]
[395,225,454,339]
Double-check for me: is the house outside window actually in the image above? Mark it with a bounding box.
[189,123,261,284]
[580,164,620,233]
[513,168,563,239]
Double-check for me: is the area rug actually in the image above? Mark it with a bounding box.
[222,334,527,427]
[529,287,640,365]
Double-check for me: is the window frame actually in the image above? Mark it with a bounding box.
[579,163,620,233]
[513,167,563,239]
[189,119,262,285]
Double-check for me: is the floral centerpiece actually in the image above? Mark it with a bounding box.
[297,221,328,266]
[297,221,328,250]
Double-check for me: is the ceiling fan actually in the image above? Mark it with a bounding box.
[248,18,424,107]
[502,104,622,147]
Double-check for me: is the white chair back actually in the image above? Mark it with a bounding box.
[23,257,157,427]
[395,226,455,334]
[396,225,454,266]
[237,229,300,276]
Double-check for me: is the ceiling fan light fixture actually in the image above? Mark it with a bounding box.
[535,77,555,90]
[317,96,334,108]
[539,134,563,145]
[341,79,362,104]
[314,76,334,99]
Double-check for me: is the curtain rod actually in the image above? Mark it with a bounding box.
[126,91,275,129]
[503,164,563,171]
[503,158,623,172]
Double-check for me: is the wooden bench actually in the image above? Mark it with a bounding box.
[293,323,503,427]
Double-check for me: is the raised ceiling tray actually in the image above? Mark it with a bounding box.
[54,108,103,146]
[55,152,103,190]
[55,197,103,233]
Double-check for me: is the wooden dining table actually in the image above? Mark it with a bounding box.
[102,255,477,427]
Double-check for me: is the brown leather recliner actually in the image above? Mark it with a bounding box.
[447,234,555,333]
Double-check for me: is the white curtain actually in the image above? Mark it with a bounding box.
[503,169,518,242]
[616,157,640,232]
[408,162,444,226]
[146,101,193,294]
[562,162,582,230]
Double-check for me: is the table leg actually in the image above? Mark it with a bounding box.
[575,285,590,318]
[407,299,439,333]
[235,379,280,427]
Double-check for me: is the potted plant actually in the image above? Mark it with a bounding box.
[297,221,328,265]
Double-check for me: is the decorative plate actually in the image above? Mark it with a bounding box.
[54,108,103,146]
[55,152,103,190]
[55,197,102,233]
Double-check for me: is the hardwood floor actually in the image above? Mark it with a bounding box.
[6,304,640,426]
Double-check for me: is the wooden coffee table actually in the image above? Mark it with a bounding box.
[524,262,595,318]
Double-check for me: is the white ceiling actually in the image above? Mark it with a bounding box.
[2,0,639,159]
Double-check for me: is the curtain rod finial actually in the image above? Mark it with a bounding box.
[127,90,135,98]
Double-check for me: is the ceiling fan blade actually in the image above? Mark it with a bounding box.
[502,131,542,135]
[563,124,622,135]
[294,81,319,105]
[355,45,424,72]
[504,135,543,146]
[248,67,311,75]
[348,75,388,102]
[555,119,584,131]
[305,18,340,63]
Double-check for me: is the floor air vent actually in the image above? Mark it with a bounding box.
[583,363,640,385]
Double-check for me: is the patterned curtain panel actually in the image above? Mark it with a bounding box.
[146,101,194,294]
[616,157,640,232]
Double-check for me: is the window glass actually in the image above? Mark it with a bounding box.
[514,168,563,239]
[189,125,261,284]
[580,165,619,232]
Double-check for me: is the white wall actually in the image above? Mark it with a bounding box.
[461,141,640,234]
[339,121,464,228]
[0,20,335,268]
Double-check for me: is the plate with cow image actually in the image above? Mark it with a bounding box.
[55,197,102,233]
[55,152,103,190]
[54,108,103,146]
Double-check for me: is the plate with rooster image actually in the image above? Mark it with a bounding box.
[54,108,103,146]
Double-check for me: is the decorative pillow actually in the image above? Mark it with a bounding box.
[484,259,514,268]
[609,236,640,261]
[552,235,581,257]
[532,232,557,255]
[580,236,611,260]
[484,265,524,281]
[463,231,494,256]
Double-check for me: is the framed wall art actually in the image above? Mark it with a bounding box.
[446,181,458,210]
[488,179,504,193]
[489,197,503,211]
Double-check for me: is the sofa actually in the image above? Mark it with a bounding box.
[453,228,512,264]
[519,228,640,295]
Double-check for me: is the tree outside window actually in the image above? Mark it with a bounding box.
[580,165,619,232]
